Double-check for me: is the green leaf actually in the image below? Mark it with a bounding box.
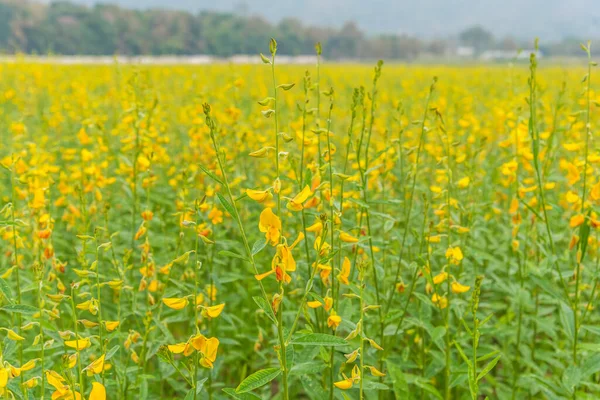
[348,198,370,209]
[383,219,394,232]
[105,345,120,361]
[261,109,275,118]
[581,353,600,378]
[253,296,276,324]
[430,326,446,342]
[290,362,326,375]
[217,193,237,218]
[257,97,274,106]
[468,372,479,400]
[560,302,575,340]
[476,354,501,382]
[219,250,249,262]
[562,365,581,393]
[386,361,409,398]
[285,344,294,371]
[259,53,271,64]
[140,376,148,399]
[222,388,261,399]
[199,164,223,185]
[0,279,14,304]
[578,212,591,261]
[301,375,327,399]
[1,304,38,316]
[291,333,348,347]
[251,239,267,256]
[414,379,443,399]
[277,83,295,91]
[196,378,208,393]
[236,368,281,393]
[477,349,500,363]
[454,341,472,368]
[362,381,389,390]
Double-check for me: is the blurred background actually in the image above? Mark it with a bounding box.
[1,0,599,61]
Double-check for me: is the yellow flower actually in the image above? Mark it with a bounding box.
[134,224,147,240]
[246,188,273,203]
[367,365,386,377]
[104,321,120,332]
[141,210,154,221]
[432,293,448,309]
[65,337,91,350]
[433,272,448,285]
[23,377,39,389]
[344,349,359,363]
[202,303,225,319]
[5,329,25,341]
[334,365,360,390]
[566,191,580,204]
[457,176,470,189]
[255,233,304,283]
[286,185,313,211]
[37,228,52,239]
[451,282,471,294]
[273,178,281,194]
[20,359,36,372]
[306,221,323,233]
[46,370,76,399]
[84,354,109,375]
[327,309,342,330]
[314,236,331,256]
[339,231,359,243]
[259,207,282,246]
[199,337,220,368]
[207,207,223,224]
[0,368,8,388]
[89,381,106,400]
[570,214,585,228]
[106,280,124,290]
[189,334,220,368]
[566,162,580,185]
[67,353,78,369]
[428,235,441,243]
[162,297,189,310]
[591,181,600,201]
[337,256,351,285]
[367,338,384,351]
[249,147,272,158]
[307,300,322,308]
[168,343,187,354]
[79,319,99,328]
[333,378,353,390]
[30,188,46,209]
[445,246,463,265]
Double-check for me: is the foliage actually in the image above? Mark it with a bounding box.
[0,38,599,400]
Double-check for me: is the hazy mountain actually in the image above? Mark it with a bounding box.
[38,0,600,40]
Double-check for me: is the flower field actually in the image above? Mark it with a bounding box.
[1,41,600,399]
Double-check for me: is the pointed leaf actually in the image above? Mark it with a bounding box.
[236,368,281,393]
[291,333,347,347]
[253,296,276,324]
[476,354,502,382]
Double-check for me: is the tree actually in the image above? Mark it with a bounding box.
[459,25,494,53]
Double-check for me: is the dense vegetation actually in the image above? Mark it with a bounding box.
[1,37,600,399]
[0,0,594,58]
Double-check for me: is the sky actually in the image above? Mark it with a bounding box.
[40,0,600,40]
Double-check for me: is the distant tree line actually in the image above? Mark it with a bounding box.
[0,0,592,58]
